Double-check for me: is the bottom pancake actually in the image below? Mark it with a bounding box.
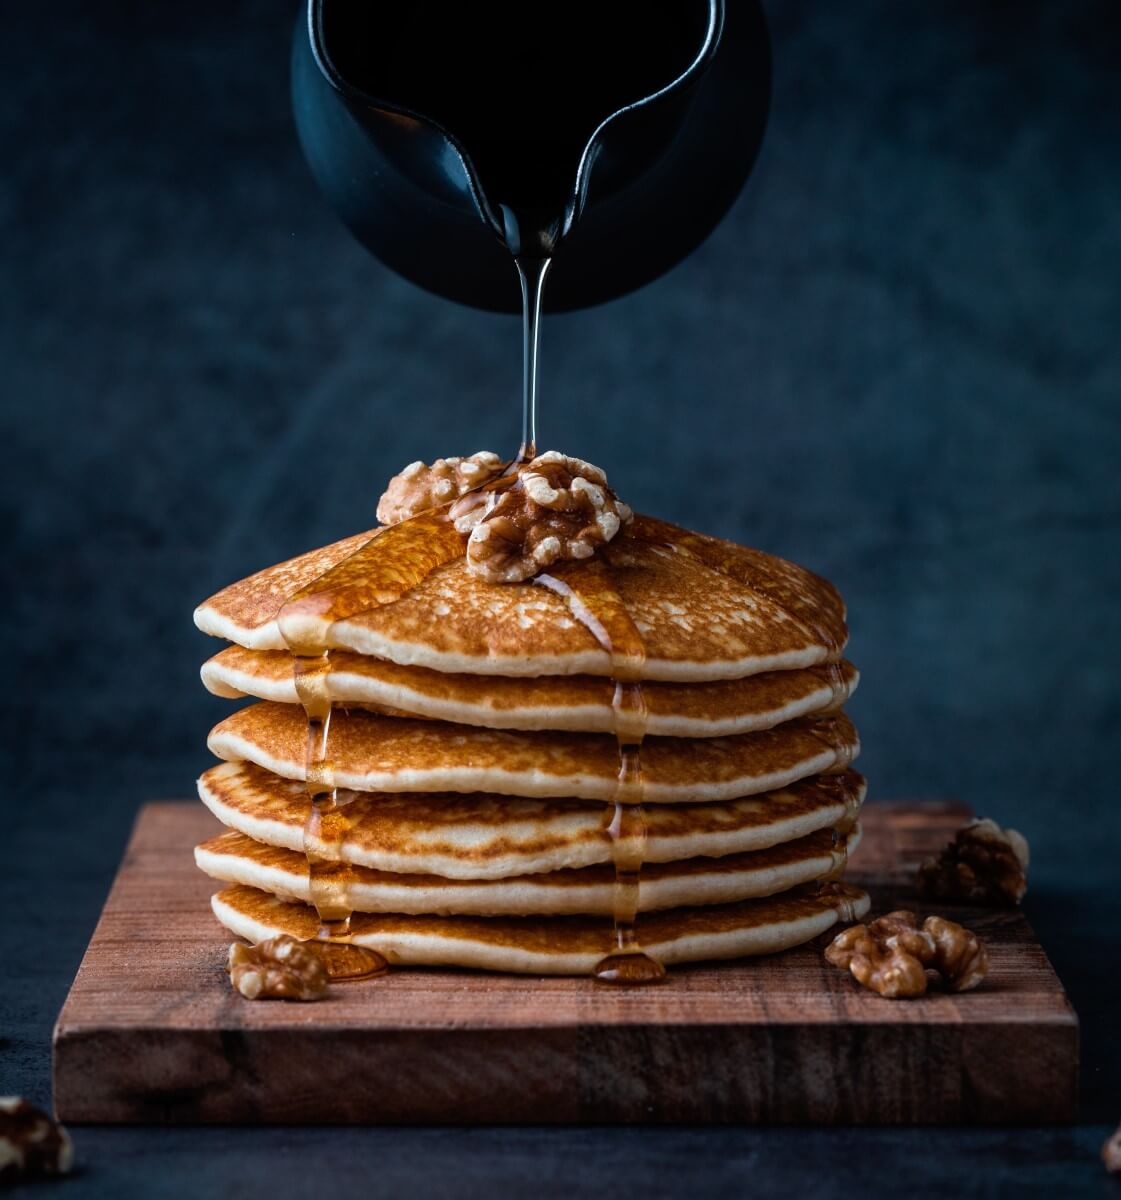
[196,825,862,916]
[211,882,870,975]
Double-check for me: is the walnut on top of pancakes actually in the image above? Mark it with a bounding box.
[376,451,506,526]
[377,450,633,584]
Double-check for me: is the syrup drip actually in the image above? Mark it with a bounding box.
[804,671,858,886]
[800,715,858,889]
[822,818,857,883]
[818,881,861,925]
[290,652,385,979]
[804,716,857,774]
[822,661,849,712]
[536,561,666,985]
[836,785,862,836]
[817,771,862,881]
[277,509,470,980]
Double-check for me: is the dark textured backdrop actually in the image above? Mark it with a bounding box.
[2,2,1119,1196]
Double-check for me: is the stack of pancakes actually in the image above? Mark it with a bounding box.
[193,515,869,976]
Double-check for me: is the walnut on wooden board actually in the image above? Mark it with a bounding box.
[825,912,933,998]
[0,1097,73,1181]
[377,451,505,526]
[825,910,989,999]
[922,914,989,992]
[917,817,1030,906]
[463,451,633,583]
[228,936,329,1001]
[1103,1121,1121,1174]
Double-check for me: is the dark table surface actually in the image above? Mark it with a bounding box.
[3,1,1120,1196]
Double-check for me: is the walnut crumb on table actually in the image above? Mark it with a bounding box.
[1103,1122,1121,1174]
[0,1097,73,1181]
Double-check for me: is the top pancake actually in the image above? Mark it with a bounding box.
[194,517,847,682]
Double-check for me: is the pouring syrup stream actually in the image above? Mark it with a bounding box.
[514,256,551,462]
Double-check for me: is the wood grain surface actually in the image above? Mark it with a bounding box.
[52,802,1078,1125]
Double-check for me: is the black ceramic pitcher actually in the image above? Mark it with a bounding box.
[291,1,770,312]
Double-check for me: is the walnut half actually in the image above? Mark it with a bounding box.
[917,817,1030,906]
[461,451,633,583]
[1103,1121,1121,1175]
[0,1098,73,1181]
[228,936,329,1001]
[825,910,988,999]
[377,451,505,526]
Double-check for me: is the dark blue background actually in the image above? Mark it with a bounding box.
[2,2,1119,1196]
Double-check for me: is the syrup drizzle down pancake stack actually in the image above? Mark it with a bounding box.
[194,452,870,980]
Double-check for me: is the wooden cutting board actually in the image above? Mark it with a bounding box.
[52,801,1077,1125]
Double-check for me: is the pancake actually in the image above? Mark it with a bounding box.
[194,518,847,681]
[202,646,859,737]
[211,881,871,974]
[208,703,859,804]
[193,529,374,651]
[195,824,862,916]
[198,761,866,878]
